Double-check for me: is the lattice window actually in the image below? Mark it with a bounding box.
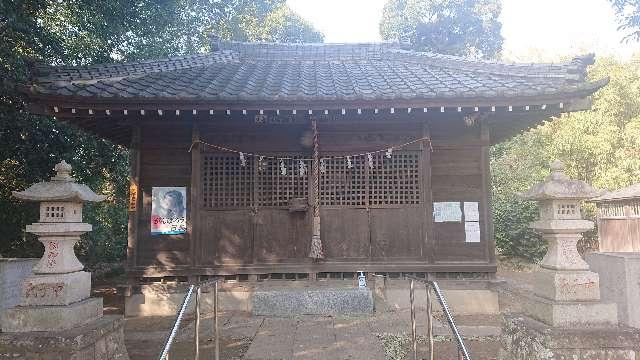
[202,153,253,208]
[556,203,577,216]
[600,203,625,218]
[369,152,421,205]
[257,157,310,207]
[44,205,65,220]
[320,156,367,206]
[319,152,421,206]
[203,151,422,209]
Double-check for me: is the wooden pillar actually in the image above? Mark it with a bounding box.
[479,117,495,266]
[309,120,324,259]
[421,120,434,263]
[190,122,201,268]
[126,126,141,272]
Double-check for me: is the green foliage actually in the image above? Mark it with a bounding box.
[491,57,640,261]
[379,0,503,58]
[214,2,323,43]
[611,0,640,42]
[1,1,322,263]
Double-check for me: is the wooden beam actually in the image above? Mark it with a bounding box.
[127,126,141,272]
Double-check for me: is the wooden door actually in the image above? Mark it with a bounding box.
[253,157,311,263]
[199,152,312,265]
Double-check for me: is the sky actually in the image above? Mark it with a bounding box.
[286,0,640,62]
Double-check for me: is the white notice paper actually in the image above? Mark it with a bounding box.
[433,202,462,222]
[465,221,481,243]
[463,202,479,222]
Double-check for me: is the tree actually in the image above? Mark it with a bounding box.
[0,0,322,261]
[214,2,323,43]
[611,0,640,42]
[379,0,503,59]
[39,0,323,64]
[491,57,640,260]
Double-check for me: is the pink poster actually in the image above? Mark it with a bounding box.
[151,187,187,235]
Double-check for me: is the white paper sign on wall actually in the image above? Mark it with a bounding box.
[465,221,481,243]
[433,202,462,222]
[464,201,479,222]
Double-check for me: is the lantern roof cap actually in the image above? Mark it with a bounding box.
[519,160,602,201]
[12,160,106,202]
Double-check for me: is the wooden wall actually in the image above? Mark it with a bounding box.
[128,113,496,277]
[135,125,192,269]
[598,201,640,252]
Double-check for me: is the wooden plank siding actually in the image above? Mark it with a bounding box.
[128,114,496,277]
[136,125,192,269]
[599,218,640,252]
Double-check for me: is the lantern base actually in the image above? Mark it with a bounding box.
[524,292,618,328]
[22,270,91,306]
[0,297,102,332]
[533,268,601,302]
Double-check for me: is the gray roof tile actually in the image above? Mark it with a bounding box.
[30,41,603,105]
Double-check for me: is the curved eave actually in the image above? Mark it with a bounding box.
[21,78,608,116]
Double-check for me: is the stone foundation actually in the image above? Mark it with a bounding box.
[0,315,129,360]
[124,279,500,317]
[124,282,252,316]
[0,259,38,311]
[500,314,640,360]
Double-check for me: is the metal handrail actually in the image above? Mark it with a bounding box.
[158,280,220,360]
[404,275,472,360]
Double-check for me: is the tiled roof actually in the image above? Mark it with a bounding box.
[593,183,640,202]
[28,41,604,106]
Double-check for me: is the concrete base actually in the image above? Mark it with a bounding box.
[533,268,600,301]
[1,297,103,332]
[251,288,373,316]
[587,252,640,329]
[124,279,500,317]
[500,314,640,360]
[0,315,129,360]
[22,270,91,306]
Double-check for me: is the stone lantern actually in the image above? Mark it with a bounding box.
[2,160,106,332]
[519,160,617,327]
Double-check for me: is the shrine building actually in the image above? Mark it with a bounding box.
[23,41,606,281]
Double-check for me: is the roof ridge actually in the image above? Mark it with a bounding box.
[385,50,593,81]
[217,40,406,60]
